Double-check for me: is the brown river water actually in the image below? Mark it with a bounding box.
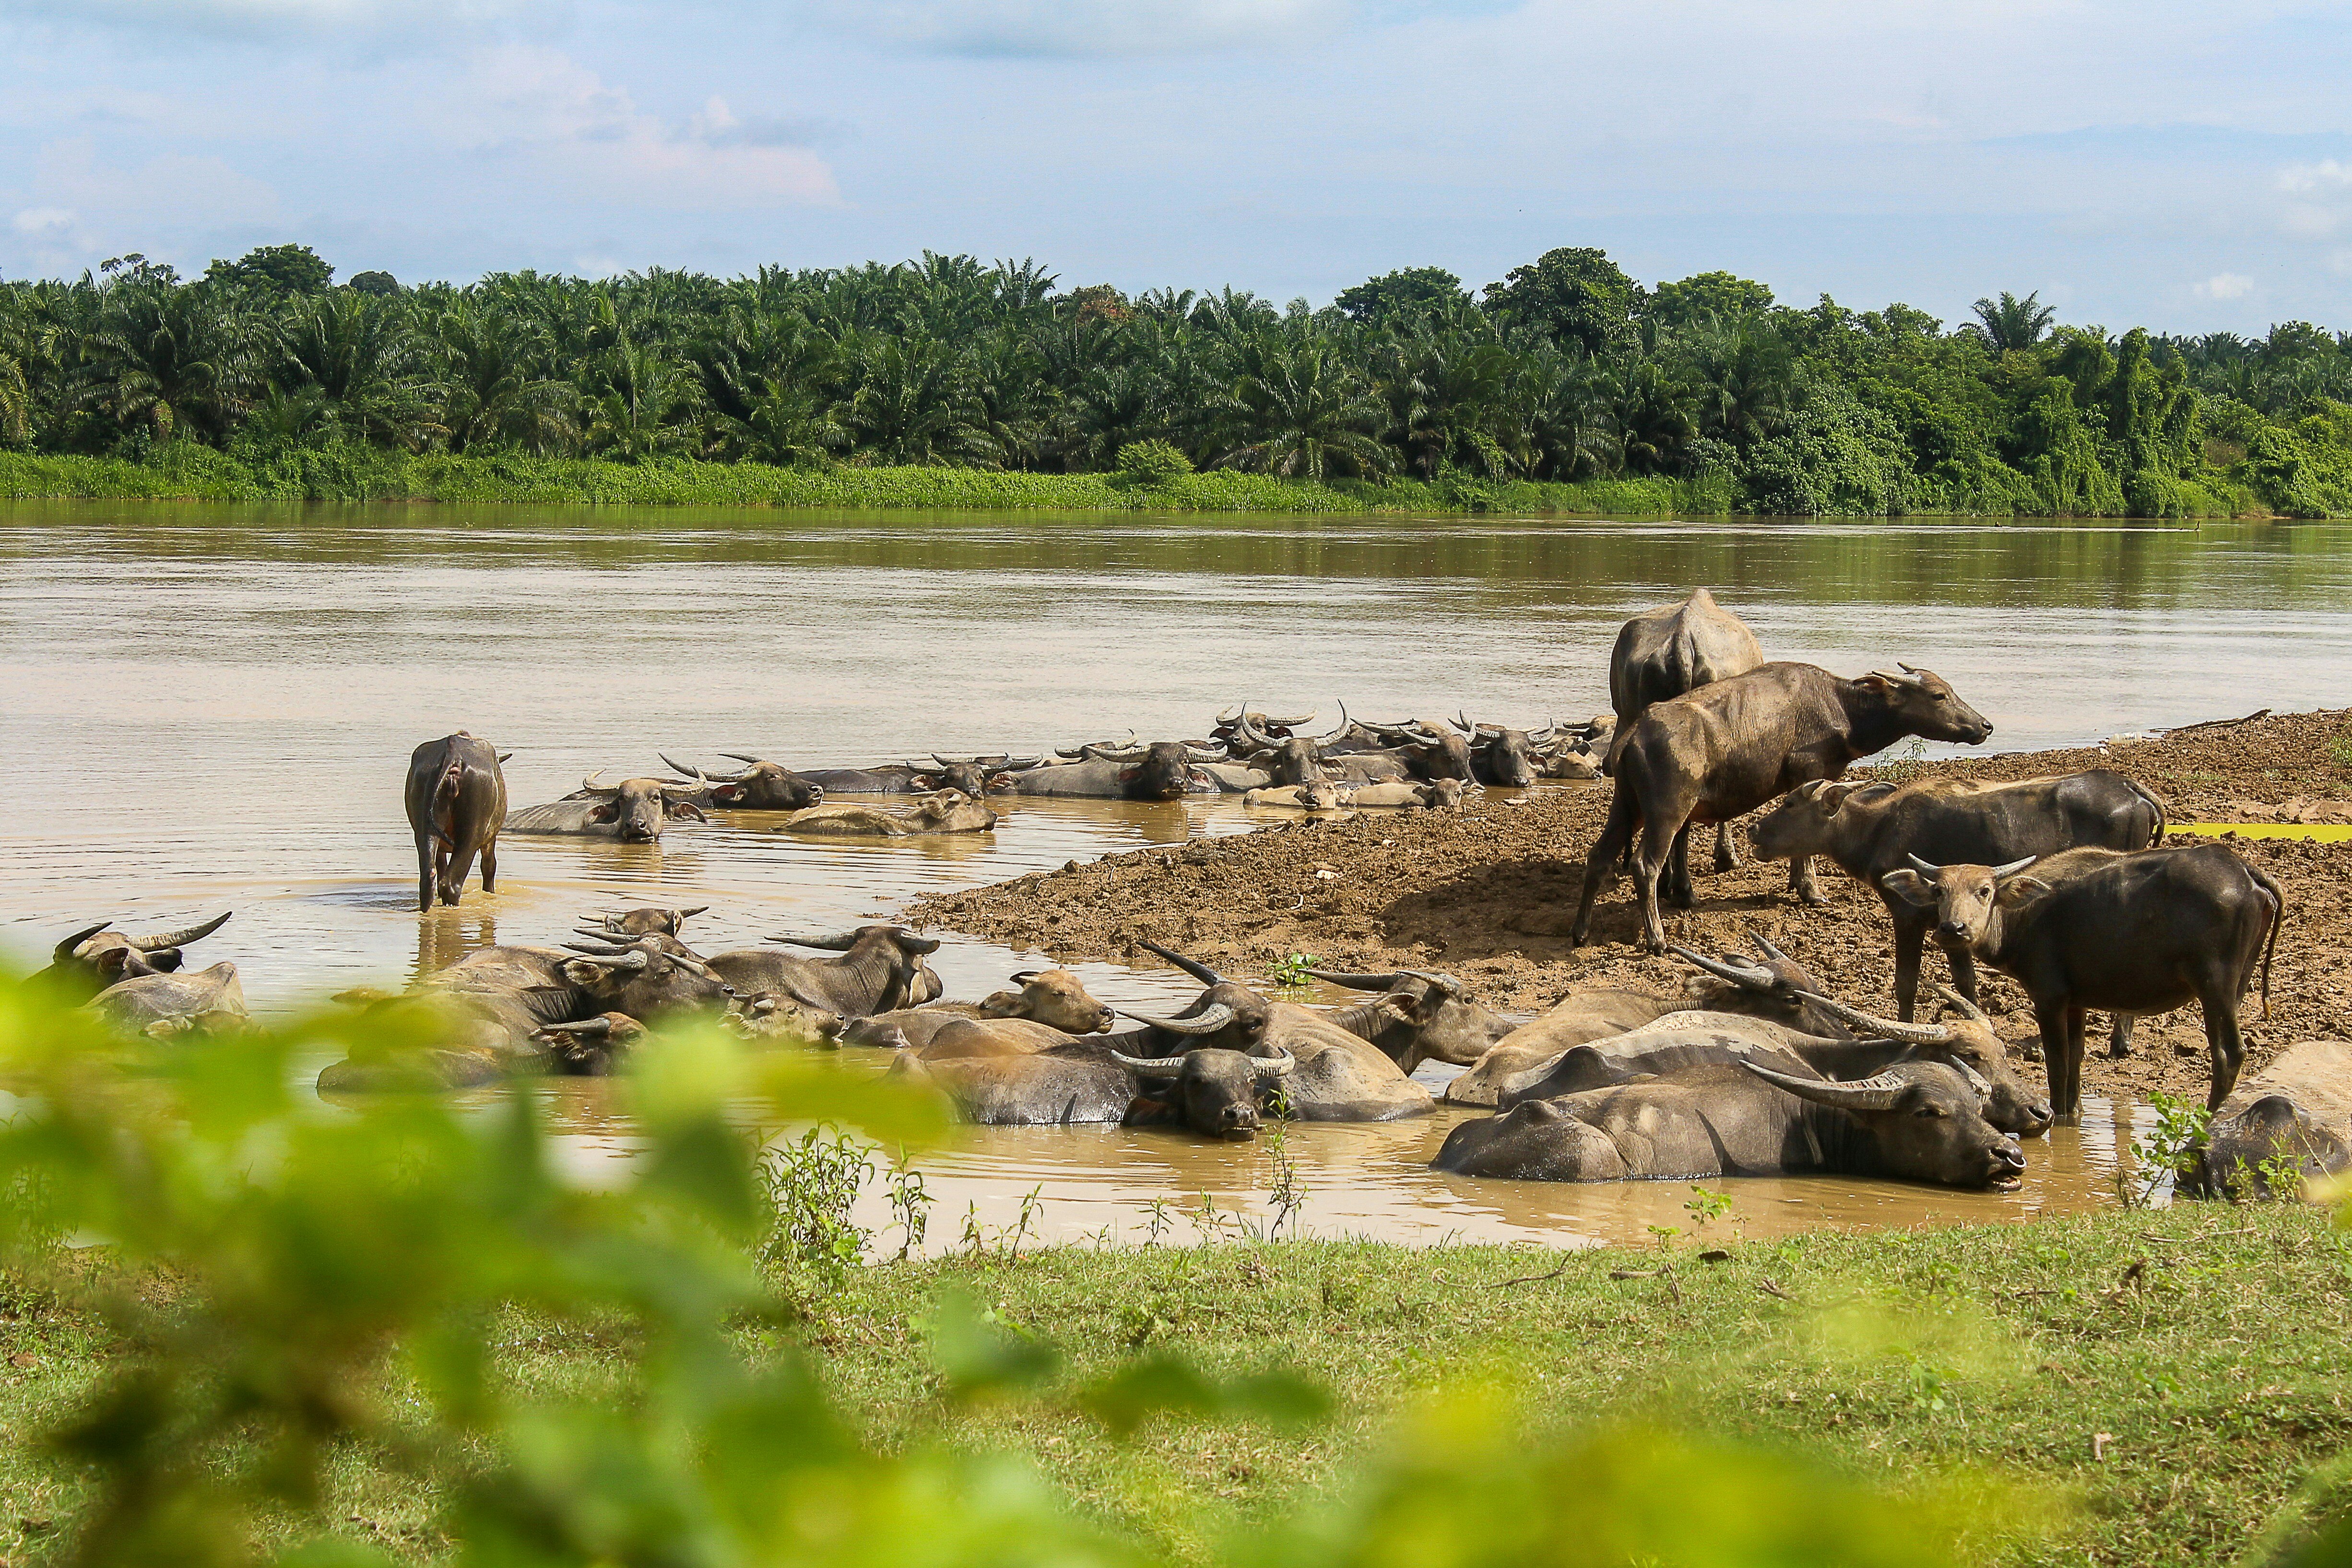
[7,502,2351,1250]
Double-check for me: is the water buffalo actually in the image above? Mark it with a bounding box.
[507,775,709,842]
[1303,967,1534,1072]
[722,992,847,1045]
[1245,781,1349,811]
[1453,715,1548,788]
[317,939,735,1092]
[778,790,998,837]
[704,925,944,1019]
[581,906,708,937]
[1750,769,2165,1051]
[1879,844,2282,1122]
[1433,1060,2027,1189]
[2184,1039,2352,1200]
[33,912,234,1002]
[1608,589,1765,874]
[83,961,249,1039]
[1493,985,2051,1137]
[893,1037,1299,1139]
[1354,717,1477,782]
[1342,779,1466,809]
[406,733,509,912]
[838,968,1116,1049]
[1009,740,1226,801]
[1441,934,1850,1107]
[1571,662,1995,951]
[659,753,824,809]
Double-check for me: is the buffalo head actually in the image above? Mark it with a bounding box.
[1115,1045,1296,1139]
[1854,664,1994,746]
[558,936,734,1018]
[978,968,1116,1034]
[724,991,847,1045]
[662,754,823,810]
[1741,1059,2027,1190]
[580,774,707,842]
[37,912,232,1002]
[1877,854,2043,950]
[1749,778,1900,863]
[1796,983,2054,1135]
[1086,740,1224,801]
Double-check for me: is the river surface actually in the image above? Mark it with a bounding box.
[7,503,2349,1248]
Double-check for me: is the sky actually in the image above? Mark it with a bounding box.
[4,0,2352,335]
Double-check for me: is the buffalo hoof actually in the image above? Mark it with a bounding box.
[1795,891,1830,908]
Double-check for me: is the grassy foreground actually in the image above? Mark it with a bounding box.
[3,1205,2346,1567]
[0,446,1726,516]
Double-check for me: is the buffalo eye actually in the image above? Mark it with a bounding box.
[1912,1103,1947,1119]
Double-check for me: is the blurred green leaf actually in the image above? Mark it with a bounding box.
[927,1289,1061,1400]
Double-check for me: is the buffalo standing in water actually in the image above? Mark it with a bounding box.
[405,733,509,912]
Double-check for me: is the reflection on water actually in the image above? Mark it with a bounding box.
[4,504,2330,1247]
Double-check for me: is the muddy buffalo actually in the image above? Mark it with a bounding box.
[1607,588,1764,873]
[704,925,944,1019]
[1571,662,1994,951]
[34,912,234,1002]
[507,775,709,842]
[406,733,509,912]
[779,790,998,837]
[1880,843,2282,1122]
[2185,1039,2352,1200]
[1303,966,1533,1073]
[83,960,249,1039]
[839,968,1117,1050]
[1434,1060,2027,1189]
[1752,770,2164,1052]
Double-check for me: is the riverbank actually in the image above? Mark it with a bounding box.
[913,709,2352,1111]
[0,447,1722,516]
[1,1206,2342,1566]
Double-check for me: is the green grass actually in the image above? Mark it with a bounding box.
[4,1205,2346,1566]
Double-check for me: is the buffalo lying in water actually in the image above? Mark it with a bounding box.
[1301,966,1532,1073]
[2184,1039,2352,1199]
[839,968,1116,1050]
[34,912,235,1002]
[1750,769,2165,1049]
[507,775,709,842]
[406,732,508,912]
[1880,843,2282,1121]
[1009,740,1226,801]
[1442,935,1851,1108]
[704,925,944,1018]
[1434,1060,2027,1190]
[659,754,824,810]
[83,960,249,1039]
[1243,779,1466,811]
[318,938,735,1092]
[778,790,998,837]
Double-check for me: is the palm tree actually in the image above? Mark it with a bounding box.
[843,336,993,465]
[276,290,445,449]
[1970,292,2057,353]
[1214,341,1393,480]
[1683,316,1800,443]
[426,299,578,455]
[584,336,701,461]
[77,273,255,444]
[1612,358,1699,472]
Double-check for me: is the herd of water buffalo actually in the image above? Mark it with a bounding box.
[35,585,2343,1204]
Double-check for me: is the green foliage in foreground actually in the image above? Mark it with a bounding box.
[0,443,1719,514]
[4,244,2344,515]
[1,980,2349,1567]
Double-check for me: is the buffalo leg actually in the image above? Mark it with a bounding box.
[1570,788,1640,946]
[1943,943,1980,1009]
[2034,997,2084,1125]
[443,840,481,908]
[2196,978,2246,1112]
[1788,854,1824,906]
[480,835,498,894]
[1891,914,1928,1022]
[1666,826,1696,908]
[1633,810,1685,953]
[1712,821,1741,872]
[2106,1012,2135,1059]
[414,833,436,915]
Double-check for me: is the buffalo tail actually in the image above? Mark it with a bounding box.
[2252,865,2284,1021]
[2127,778,2168,848]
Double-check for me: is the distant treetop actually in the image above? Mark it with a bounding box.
[202,244,334,296]
[1336,267,1467,328]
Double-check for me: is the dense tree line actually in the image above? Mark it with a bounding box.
[5,241,2352,514]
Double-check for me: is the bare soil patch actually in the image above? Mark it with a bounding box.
[911,708,2352,1107]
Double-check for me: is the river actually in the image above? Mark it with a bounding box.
[6,503,2348,1248]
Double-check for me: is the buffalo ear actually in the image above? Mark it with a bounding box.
[1878,869,1936,907]
[908,774,937,790]
[1115,767,1140,784]
[1122,1096,1178,1127]
[588,802,618,823]
[671,800,708,822]
[1376,991,1424,1022]
[559,958,610,988]
[1994,874,2053,908]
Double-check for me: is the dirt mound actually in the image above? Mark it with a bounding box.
[911,708,2352,1108]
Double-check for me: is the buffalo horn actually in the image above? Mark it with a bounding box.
[1906,852,1946,875]
[540,1016,615,1037]
[663,753,752,784]
[722,752,779,766]
[1094,744,1152,763]
[131,911,232,952]
[1300,967,1403,991]
[1951,1058,1993,1098]
[768,931,860,951]
[1265,710,1315,727]
[1738,1060,1909,1111]
[887,927,942,955]
[1140,940,1224,985]
[565,937,636,955]
[1866,668,1932,691]
[1927,982,1994,1027]
[572,951,650,972]
[1748,930,1793,965]
[1397,968,1459,990]
[53,920,112,964]
[580,772,622,796]
[1253,1049,1297,1080]
[1669,945,1774,991]
[1229,705,1274,750]
[1313,700,1355,744]
[1117,1002,1236,1035]
[1110,1049,1187,1079]
[1184,744,1228,763]
[1988,856,2039,879]
[1794,990,1955,1045]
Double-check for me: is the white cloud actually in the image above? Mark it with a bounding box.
[787,0,1347,56]
[0,0,554,43]
[11,206,75,235]
[442,48,838,207]
[2193,272,2253,300]
[2277,159,2352,238]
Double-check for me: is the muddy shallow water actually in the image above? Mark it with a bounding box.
[7,503,2346,1247]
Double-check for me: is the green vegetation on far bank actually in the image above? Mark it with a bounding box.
[0,444,1726,514]
[10,242,2352,518]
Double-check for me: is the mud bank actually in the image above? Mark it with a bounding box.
[911,708,2352,1108]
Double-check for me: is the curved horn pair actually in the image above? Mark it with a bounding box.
[1109,1045,1293,1079]
[662,753,755,784]
[1739,1060,1911,1111]
[132,911,232,953]
[1140,940,1224,986]
[1795,990,1956,1046]
[1905,853,2037,878]
[1117,1002,1236,1035]
[1669,945,1774,992]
